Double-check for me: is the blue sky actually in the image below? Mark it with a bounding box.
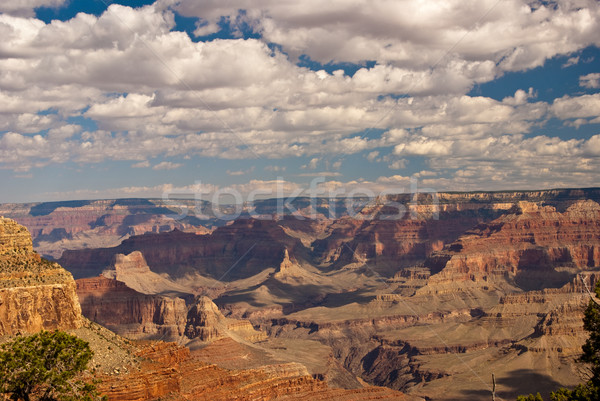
[0,0,599,202]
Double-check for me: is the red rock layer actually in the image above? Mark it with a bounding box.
[99,342,422,401]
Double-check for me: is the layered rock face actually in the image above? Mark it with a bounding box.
[76,276,187,340]
[311,189,600,269]
[0,196,371,260]
[98,341,422,401]
[57,189,600,283]
[427,200,600,286]
[8,189,600,400]
[77,276,266,344]
[0,217,82,335]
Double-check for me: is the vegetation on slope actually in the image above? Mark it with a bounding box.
[0,330,105,401]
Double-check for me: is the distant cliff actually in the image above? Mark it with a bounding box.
[426,200,600,287]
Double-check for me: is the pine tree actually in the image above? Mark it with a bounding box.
[0,330,105,401]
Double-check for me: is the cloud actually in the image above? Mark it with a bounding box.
[264,165,286,172]
[0,0,66,17]
[552,93,600,120]
[227,166,254,176]
[132,161,151,168]
[366,151,379,162]
[562,56,580,68]
[296,171,342,177]
[0,2,598,193]
[580,73,600,89]
[302,157,320,170]
[172,0,600,73]
[388,159,407,170]
[152,161,182,170]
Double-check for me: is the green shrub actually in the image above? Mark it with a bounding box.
[0,330,106,401]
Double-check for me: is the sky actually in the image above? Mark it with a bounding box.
[0,0,599,203]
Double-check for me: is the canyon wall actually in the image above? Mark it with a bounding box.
[0,217,82,335]
[61,219,306,280]
[76,276,187,340]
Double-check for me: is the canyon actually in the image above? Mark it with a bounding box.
[0,216,421,400]
[2,188,600,399]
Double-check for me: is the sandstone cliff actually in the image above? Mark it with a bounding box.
[0,217,82,335]
[0,199,213,259]
[8,189,600,400]
[76,275,187,340]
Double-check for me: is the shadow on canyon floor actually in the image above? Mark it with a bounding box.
[459,369,565,401]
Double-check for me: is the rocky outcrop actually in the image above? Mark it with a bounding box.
[0,217,82,335]
[312,189,600,270]
[76,276,187,340]
[185,296,226,341]
[77,279,266,343]
[185,296,267,343]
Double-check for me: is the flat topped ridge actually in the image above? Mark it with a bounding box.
[566,199,600,214]
[500,199,600,222]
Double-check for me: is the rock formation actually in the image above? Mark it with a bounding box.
[76,275,187,340]
[6,189,600,399]
[0,199,213,259]
[427,200,600,287]
[185,296,267,343]
[103,251,192,295]
[0,217,82,335]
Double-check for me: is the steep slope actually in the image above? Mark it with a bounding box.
[0,196,369,260]
[8,189,600,400]
[0,216,82,335]
[0,199,213,259]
